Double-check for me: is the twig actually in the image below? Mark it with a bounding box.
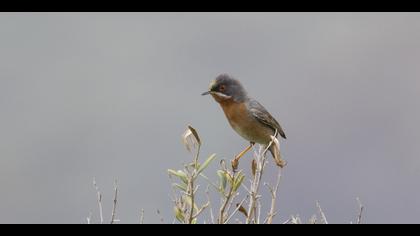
[256,199,262,224]
[225,192,240,214]
[282,218,293,224]
[205,186,215,224]
[245,143,271,224]
[193,201,210,218]
[224,196,249,224]
[218,171,236,224]
[265,168,283,224]
[140,209,145,224]
[356,197,364,224]
[316,201,328,224]
[187,178,195,224]
[93,178,104,224]
[86,211,92,224]
[110,180,119,224]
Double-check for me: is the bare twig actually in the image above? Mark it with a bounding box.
[86,211,92,224]
[110,180,119,224]
[316,201,328,224]
[193,201,210,218]
[256,199,262,224]
[265,168,283,224]
[218,171,236,224]
[356,197,364,224]
[205,186,215,224]
[140,209,145,224]
[308,215,318,224]
[282,218,293,224]
[224,196,249,224]
[245,142,272,224]
[187,178,195,224]
[289,215,302,224]
[225,192,240,215]
[93,178,104,224]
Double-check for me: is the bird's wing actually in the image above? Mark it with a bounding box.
[247,99,286,139]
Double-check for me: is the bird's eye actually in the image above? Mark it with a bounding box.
[219,85,226,92]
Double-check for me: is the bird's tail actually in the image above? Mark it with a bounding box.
[268,138,286,168]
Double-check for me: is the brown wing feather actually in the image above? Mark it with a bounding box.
[247,99,286,139]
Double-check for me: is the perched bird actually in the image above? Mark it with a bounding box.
[202,74,286,169]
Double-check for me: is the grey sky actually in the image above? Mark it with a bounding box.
[0,13,420,223]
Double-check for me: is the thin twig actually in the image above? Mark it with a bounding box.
[256,199,262,224]
[265,168,282,224]
[187,178,195,224]
[224,196,249,224]
[86,211,92,224]
[205,186,215,224]
[93,178,104,224]
[282,218,293,224]
[110,180,119,224]
[356,197,364,224]
[225,192,241,215]
[316,201,328,224]
[245,142,271,224]
[193,202,210,218]
[140,209,145,224]
[218,171,236,224]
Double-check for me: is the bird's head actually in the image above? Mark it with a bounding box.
[202,74,248,103]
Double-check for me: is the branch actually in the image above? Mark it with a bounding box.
[205,186,215,224]
[86,211,92,224]
[187,177,195,224]
[316,201,328,224]
[218,171,236,224]
[110,180,119,224]
[93,178,104,224]
[139,209,145,224]
[245,144,270,224]
[356,197,364,224]
[224,195,249,224]
[265,168,282,224]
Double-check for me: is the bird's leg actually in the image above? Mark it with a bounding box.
[232,142,255,171]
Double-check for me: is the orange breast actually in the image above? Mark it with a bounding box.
[219,99,273,144]
[220,100,248,128]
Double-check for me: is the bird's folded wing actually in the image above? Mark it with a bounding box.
[247,99,287,139]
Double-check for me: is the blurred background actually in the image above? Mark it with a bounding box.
[0,13,419,223]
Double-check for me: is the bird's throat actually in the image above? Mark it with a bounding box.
[211,92,232,103]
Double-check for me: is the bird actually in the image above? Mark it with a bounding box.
[202,74,287,169]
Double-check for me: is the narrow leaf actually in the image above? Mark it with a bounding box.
[217,170,227,192]
[197,154,216,175]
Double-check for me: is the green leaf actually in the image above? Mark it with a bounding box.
[174,206,185,223]
[191,218,197,224]
[217,170,227,192]
[226,173,234,186]
[183,196,199,212]
[172,183,188,192]
[233,173,245,192]
[168,169,188,184]
[196,154,216,175]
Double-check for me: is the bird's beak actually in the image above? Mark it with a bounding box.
[201,91,211,96]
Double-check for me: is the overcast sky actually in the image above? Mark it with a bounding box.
[0,13,420,223]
